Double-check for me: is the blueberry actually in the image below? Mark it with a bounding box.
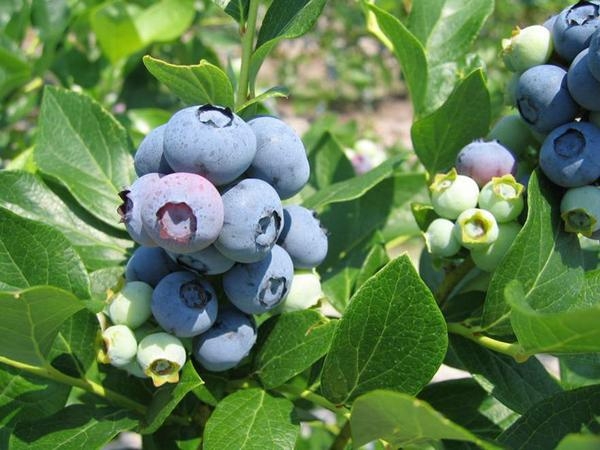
[167,245,234,275]
[118,173,162,247]
[488,114,537,158]
[223,245,294,314]
[567,48,600,110]
[587,28,600,79]
[539,121,600,187]
[478,175,525,223]
[192,306,257,372]
[151,271,218,337]
[429,169,479,219]
[560,185,600,235]
[277,205,328,269]
[453,208,499,250]
[516,64,579,133]
[502,25,553,73]
[134,124,173,177]
[141,172,224,254]
[424,218,461,258]
[471,222,522,272]
[98,324,138,368]
[552,1,600,63]
[215,178,284,263]
[137,332,187,386]
[163,105,257,186]
[456,140,518,187]
[246,116,310,199]
[106,281,153,329]
[125,246,179,287]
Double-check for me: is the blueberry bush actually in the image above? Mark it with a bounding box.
[1,1,600,449]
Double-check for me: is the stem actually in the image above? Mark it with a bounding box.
[447,322,529,362]
[235,0,260,110]
[0,356,148,415]
[329,420,352,450]
[435,257,475,306]
[275,383,346,413]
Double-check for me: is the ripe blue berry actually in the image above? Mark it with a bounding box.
[246,116,310,199]
[567,48,600,111]
[167,245,234,275]
[215,178,284,263]
[223,245,294,315]
[516,65,579,134]
[552,1,600,63]
[456,140,518,187]
[137,332,187,386]
[429,169,479,219]
[192,306,257,372]
[151,271,218,337]
[539,121,600,187]
[134,124,173,177]
[277,205,328,269]
[587,28,600,80]
[163,105,256,186]
[118,173,161,247]
[125,246,179,287]
[141,172,224,254]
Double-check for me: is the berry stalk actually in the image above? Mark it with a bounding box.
[236,0,260,109]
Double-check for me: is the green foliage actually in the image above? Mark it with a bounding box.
[0,0,598,448]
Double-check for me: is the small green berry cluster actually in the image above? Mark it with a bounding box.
[424,168,525,272]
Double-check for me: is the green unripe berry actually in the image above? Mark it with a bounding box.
[137,332,186,387]
[488,114,537,158]
[424,218,461,258]
[502,25,553,73]
[106,281,153,329]
[471,222,522,272]
[429,169,479,219]
[98,324,138,368]
[278,271,323,312]
[453,208,499,250]
[478,175,525,223]
[560,186,600,236]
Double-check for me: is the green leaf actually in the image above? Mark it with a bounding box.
[507,278,600,354]
[31,0,70,43]
[366,3,428,115]
[0,170,130,270]
[35,86,135,228]
[303,156,403,210]
[307,132,355,191]
[211,0,249,23]
[354,239,389,290]
[0,43,30,100]
[411,69,490,176]
[143,56,235,108]
[91,0,195,62]
[0,364,70,427]
[249,0,327,87]
[350,390,501,449]
[380,173,428,241]
[237,86,289,117]
[9,404,138,450]
[560,354,600,389]
[0,208,90,299]
[203,388,298,450]
[320,255,447,404]
[498,385,600,449]
[0,286,84,366]
[141,361,203,434]
[450,335,561,414]
[418,378,519,438]
[254,310,337,389]
[482,171,587,335]
[556,434,600,450]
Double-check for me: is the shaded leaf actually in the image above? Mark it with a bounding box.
[237,86,288,117]
[320,255,447,404]
[560,354,600,389]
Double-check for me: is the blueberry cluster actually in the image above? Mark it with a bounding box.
[501,1,600,239]
[100,104,328,386]
[425,141,525,272]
